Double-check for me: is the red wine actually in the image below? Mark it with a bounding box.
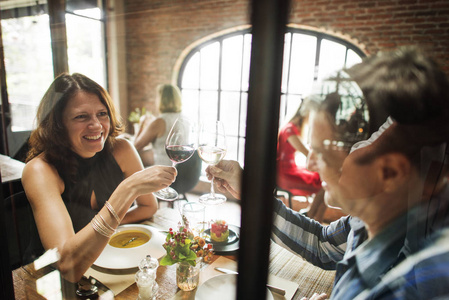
[166,145,195,163]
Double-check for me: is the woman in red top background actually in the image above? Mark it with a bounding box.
[277,99,326,222]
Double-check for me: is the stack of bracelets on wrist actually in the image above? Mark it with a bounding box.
[91,213,115,237]
[105,201,121,224]
[91,202,121,238]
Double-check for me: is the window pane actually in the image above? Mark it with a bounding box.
[241,34,252,92]
[66,9,106,88]
[345,49,363,69]
[199,91,218,123]
[221,35,243,91]
[226,136,238,163]
[281,33,291,94]
[285,94,302,122]
[239,92,248,137]
[279,94,288,127]
[288,33,317,95]
[279,94,301,128]
[182,52,200,89]
[200,42,219,90]
[317,39,346,81]
[182,89,199,123]
[238,137,246,166]
[178,29,363,172]
[220,91,241,137]
[2,15,53,131]
[66,0,101,18]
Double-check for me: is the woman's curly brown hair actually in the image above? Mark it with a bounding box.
[26,73,123,182]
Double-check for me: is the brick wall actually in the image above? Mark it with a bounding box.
[119,0,449,126]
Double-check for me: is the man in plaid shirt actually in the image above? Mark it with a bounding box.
[207,47,449,299]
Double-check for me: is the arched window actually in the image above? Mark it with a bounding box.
[178,28,365,167]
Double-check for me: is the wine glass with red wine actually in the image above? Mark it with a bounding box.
[153,117,197,201]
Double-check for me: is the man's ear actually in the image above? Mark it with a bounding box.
[377,153,411,193]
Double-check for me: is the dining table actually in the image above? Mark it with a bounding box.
[12,206,336,300]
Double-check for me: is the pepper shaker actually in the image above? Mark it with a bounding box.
[135,255,159,300]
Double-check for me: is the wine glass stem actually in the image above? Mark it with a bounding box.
[160,162,177,193]
[169,161,178,189]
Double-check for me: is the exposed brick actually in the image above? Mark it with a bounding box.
[120,0,449,123]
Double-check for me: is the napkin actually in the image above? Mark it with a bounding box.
[170,256,299,300]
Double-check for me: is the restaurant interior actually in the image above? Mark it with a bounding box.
[1,0,448,299]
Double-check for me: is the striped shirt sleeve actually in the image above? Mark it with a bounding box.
[271,197,350,270]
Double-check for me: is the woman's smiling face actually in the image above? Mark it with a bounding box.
[62,91,110,158]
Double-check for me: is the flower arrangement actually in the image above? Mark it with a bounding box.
[160,225,213,266]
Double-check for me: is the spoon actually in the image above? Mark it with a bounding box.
[122,237,137,247]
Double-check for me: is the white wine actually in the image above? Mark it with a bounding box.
[198,146,226,165]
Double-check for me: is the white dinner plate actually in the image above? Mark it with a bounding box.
[196,274,274,300]
[93,224,166,269]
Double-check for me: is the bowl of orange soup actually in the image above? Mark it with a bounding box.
[93,224,166,269]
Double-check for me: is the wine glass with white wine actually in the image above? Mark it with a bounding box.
[198,120,227,205]
[153,117,197,201]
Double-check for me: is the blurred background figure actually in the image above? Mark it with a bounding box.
[276,99,326,222]
[127,104,155,166]
[134,84,182,167]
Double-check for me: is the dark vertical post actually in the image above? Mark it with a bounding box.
[0,179,15,299]
[237,0,290,300]
[0,20,10,156]
[48,0,69,77]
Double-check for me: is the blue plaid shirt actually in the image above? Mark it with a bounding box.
[271,183,449,299]
[272,197,353,270]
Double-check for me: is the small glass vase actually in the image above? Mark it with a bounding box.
[176,258,202,291]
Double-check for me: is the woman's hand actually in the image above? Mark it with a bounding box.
[205,160,242,200]
[128,165,177,195]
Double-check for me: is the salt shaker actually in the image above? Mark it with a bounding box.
[135,255,159,300]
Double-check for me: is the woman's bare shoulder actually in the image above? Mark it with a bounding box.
[148,117,165,130]
[112,137,143,174]
[22,154,64,196]
[113,136,135,154]
[23,154,56,176]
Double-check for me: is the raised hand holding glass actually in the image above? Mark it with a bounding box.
[153,117,197,201]
[198,120,227,205]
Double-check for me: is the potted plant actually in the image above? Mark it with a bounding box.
[128,107,151,135]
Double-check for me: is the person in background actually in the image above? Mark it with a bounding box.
[134,84,182,166]
[277,99,326,222]
[207,47,449,299]
[22,73,176,282]
[130,103,155,166]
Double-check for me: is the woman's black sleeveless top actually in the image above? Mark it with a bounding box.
[61,151,124,232]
